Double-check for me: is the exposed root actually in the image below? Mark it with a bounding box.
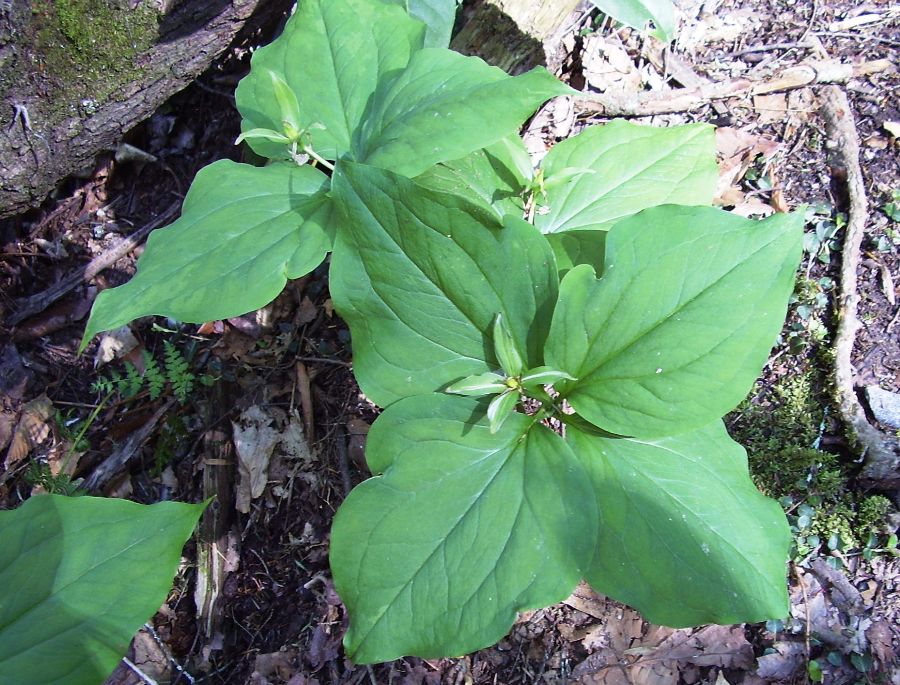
[821,85,900,487]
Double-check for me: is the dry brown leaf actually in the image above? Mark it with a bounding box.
[94,325,140,367]
[232,406,281,513]
[583,35,641,93]
[0,343,31,454]
[715,128,780,207]
[753,93,788,124]
[564,582,611,622]
[755,641,805,680]
[4,394,54,468]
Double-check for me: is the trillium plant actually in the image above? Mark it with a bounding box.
[2,0,806,679]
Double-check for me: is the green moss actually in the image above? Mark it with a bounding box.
[812,505,859,550]
[14,0,161,126]
[858,495,893,537]
[53,0,158,62]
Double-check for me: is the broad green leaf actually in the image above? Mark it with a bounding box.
[568,422,790,626]
[355,48,573,177]
[535,121,717,234]
[547,230,606,278]
[330,162,558,407]
[546,205,803,438]
[235,0,425,160]
[81,160,333,349]
[382,0,460,48]
[0,495,204,685]
[588,0,676,43]
[82,161,332,347]
[414,136,531,217]
[331,394,597,662]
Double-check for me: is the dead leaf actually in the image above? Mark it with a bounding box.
[250,649,298,685]
[94,325,140,367]
[753,93,788,124]
[583,35,641,93]
[564,582,611,622]
[295,296,318,326]
[755,641,805,680]
[715,128,780,207]
[5,394,54,468]
[883,121,900,138]
[0,343,31,454]
[197,320,225,335]
[232,406,281,513]
[867,619,896,667]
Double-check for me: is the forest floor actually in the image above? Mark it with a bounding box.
[1,0,899,683]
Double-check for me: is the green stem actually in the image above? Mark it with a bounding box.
[303,145,335,171]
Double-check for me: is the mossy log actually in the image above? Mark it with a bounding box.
[452,0,583,74]
[0,0,292,219]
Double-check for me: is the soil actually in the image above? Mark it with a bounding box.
[1,1,899,684]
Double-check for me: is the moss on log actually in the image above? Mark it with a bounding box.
[0,0,292,218]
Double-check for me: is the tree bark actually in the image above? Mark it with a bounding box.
[452,0,583,74]
[0,0,292,219]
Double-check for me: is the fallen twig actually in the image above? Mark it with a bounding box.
[9,200,180,327]
[822,85,900,486]
[578,58,894,117]
[83,398,176,492]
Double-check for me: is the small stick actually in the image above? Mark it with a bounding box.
[121,657,159,685]
[9,200,180,326]
[577,58,895,117]
[83,398,175,492]
[295,361,315,444]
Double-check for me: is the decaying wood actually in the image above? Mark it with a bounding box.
[195,380,236,642]
[822,85,900,487]
[578,58,895,116]
[451,0,583,73]
[8,200,180,326]
[0,0,293,219]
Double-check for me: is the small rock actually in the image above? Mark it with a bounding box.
[865,386,900,429]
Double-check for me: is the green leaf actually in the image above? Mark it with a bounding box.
[568,422,790,627]
[355,48,573,177]
[445,372,507,396]
[82,161,332,348]
[535,121,717,234]
[545,205,803,438]
[493,314,524,377]
[546,230,606,278]
[382,0,460,48]
[330,394,597,662]
[0,495,204,685]
[235,0,425,161]
[487,389,518,433]
[588,0,676,42]
[414,136,531,217]
[330,162,558,407]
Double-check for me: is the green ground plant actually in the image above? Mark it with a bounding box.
[2,0,809,680]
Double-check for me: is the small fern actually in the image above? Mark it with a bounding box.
[24,461,83,496]
[92,340,204,404]
[122,362,143,399]
[143,350,166,400]
[164,341,195,404]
